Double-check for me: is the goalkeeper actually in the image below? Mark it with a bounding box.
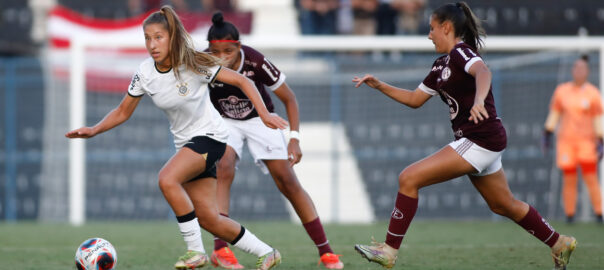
[542,54,604,224]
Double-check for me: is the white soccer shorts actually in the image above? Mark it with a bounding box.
[448,137,503,176]
[224,117,288,174]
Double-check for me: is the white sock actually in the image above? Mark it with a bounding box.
[178,217,205,253]
[232,227,272,257]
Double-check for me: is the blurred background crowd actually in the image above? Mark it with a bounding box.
[4,0,604,56]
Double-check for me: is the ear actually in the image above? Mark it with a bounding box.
[442,21,454,36]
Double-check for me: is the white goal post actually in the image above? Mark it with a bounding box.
[69,34,604,225]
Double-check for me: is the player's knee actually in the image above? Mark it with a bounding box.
[398,168,420,191]
[197,211,220,230]
[488,200,516,217]
[276,176,302,198]
[157,173,177,193]
[216,161,236,182]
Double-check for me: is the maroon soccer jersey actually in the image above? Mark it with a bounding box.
[208,45,284,120]
[419,42,506,152]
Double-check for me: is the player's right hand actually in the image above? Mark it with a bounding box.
[541,129,553,156]
[65,127,96,139]
[353,74,382,89]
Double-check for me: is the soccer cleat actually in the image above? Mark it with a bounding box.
[354,239,397,269]
[210,247,244,269]
[255,249,281,270]
[551,235,577,270]
[174,250,209,269]
[318,253,344,269]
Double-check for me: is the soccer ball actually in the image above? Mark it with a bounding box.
[75,238,117,270]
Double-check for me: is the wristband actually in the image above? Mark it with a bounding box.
[289,130,300,141]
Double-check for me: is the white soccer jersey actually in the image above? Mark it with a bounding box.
[128,58,228,149]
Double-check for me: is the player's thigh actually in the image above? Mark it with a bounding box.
[159,147,208,184]
[577,139,598,164]
[469,169,515,206]
[217,145,238,172]
[224,119,246,158]
[402,145,475,188]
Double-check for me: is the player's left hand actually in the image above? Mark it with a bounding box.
[260,113,289,130]
[468,100,489,124]
[287,139,302,166]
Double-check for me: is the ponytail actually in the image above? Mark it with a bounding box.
[143,5,222,79]
[432,2,485,50]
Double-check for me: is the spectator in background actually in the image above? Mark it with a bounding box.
[128,0,188,15]
[202,0,237,12]
[391,0,425,34]
[296,0,339,35]
[376,0,398,35]
[542,55,604,224]
[350,0,378,35]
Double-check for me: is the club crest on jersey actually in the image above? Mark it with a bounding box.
[441,67,451,80]
[176,82,189,96]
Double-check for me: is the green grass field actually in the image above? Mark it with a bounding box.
[1,220,602,269]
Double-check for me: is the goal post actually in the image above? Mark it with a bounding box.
[67,34,604,225]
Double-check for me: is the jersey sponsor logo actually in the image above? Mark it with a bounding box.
[441,67,451,80]
[129,74,140,91]
[177,82,189,96]
[391,207,404,219]
[196,67,213,80]
[438,90,459,120]
[431,65,444,72]
[218,95,254,119]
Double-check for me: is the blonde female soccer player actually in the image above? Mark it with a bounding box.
[352,2,577,269]
[66,6,286,270]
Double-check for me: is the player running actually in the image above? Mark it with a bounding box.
[203,11,344,270]
[352,2,576,269]
[66,6,286,270]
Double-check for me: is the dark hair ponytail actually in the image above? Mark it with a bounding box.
[143,5,221,79]
[432,1,485,50]
[207,11,240,41]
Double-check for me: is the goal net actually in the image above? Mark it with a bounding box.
[40,34,604,225]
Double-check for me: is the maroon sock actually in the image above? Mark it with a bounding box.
[516,206,559,247]
[385,192,418,249]
[213,213,230,251]
[303,217,333,256]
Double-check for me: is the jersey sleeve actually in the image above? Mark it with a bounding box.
[550,85,563,112]
[257,57,285,91]
[199,64,222,84]
[451,46,483,73]
[418,60,439,96]
[127,70,145,97]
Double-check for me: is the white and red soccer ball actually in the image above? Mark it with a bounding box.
[75,238,117,270]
